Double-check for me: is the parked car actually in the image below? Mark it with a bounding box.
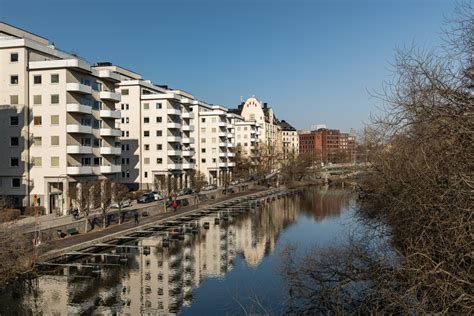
[202,184,217,191]
[178,188,194,196]
[230,180,239,185]
[111,199,132,209]
[137,193,154,204]
[151,191,165,201]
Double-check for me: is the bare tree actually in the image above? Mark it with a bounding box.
[113,182,129,224]
[189,169,207,193]
[279,4,474,314]
[70,181,99,233]
[99,179,112,228]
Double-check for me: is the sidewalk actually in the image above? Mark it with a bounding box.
[17,185,247,233]
[38,186,267,260]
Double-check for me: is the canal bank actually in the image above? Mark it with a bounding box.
[36,185,292,262]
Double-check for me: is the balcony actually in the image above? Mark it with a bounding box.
[227,152,236,157]
[182,112,194,119]
[168,163,182,170]
[100,128,121,137]
[100,147,121,155]
[99,109,121,119]
[227,143,234,148]
[95,69,121,82]
[167,136,182,142]
[219,152,227,157]
[227,123,233,129]
[250,137,256,142]
[227,133,233,138]
[218,122,227,127]
[182,149,194,156]
[66,145,92,154]
[168,150,182,156]
[67,165,93,175]
[250,130,256,134]
[66,103,92,114]
[218,162,228,168]
[228,162,236,167]
[182,137,195,144]
[99,91,121,102]
[167,108,181,115]
[66,83,92,94]
[182,125,194,132]
[218,132,227,137]
[67,124,92,134]
[167,122,182,129]
[182,163,195,169]
[100,165,121,173]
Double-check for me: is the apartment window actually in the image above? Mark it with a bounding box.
[33,75,42,84]
[10,95,18,105]
[12,178,21,188]
[212,138,216,143]
[33,137,42,146]
[144,117,150,123]
[32,157,42,167]
[93,157,101,166]
[144,131,150,137]
[201,138,206,143]
[10,157,19,167]
[212,158,216,163]
[51,94,59,104]
[51,136,59,146]
[156,103,162,109]
[126,117,129,123]
[201,128,206,133]
[51,156,59,167]
[121,118,125,124]
[126,104,129,110]
[157,144,162,150]
[50,115,59,125]
[121,89,129,95]
[201,118,205,123]
[212,117,216,123]
[144,172,148,178]
[121,104,125,110]
[157,158,162,164]
[201,159,206,163]
[51,74,59,84]
[201,148,206,153]
[144,158,150,165]
[126,131,129,137]
[144,144,150,151]
[156,131,162,137]
[156,117,162,123]
[143,103,149,110]
[121,131,125,137]
[10,116,18,126]
[30,95,42,107]
[93,100,102,110]
[10,75,18,85]
[33,116,42,126]
[10,137,19,147]
[10,53,18,62]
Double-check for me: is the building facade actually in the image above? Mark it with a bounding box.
[279,120,299,158]
[299,128,357,164]
[0,23,121,212]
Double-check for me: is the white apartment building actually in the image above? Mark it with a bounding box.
[229,113,260,157]
[0,23,121,212]
[190,103,235,186]
[236,97,282,154]
[280,120,299,158]
[94,64,198,193]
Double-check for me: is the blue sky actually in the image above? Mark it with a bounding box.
[0,0,457,131]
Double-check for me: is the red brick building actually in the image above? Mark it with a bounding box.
[299,128,356,163]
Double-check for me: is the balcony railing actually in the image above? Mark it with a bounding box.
[99,91,121,102]
[99,109,121,119]
[66,103,92,114]
[66,82,92,94]
[67,165,93,175]
[66,145,93,154]
[67,124,92,134]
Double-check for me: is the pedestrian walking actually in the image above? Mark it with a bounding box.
[172,200,178,212]
[134,212,139,224]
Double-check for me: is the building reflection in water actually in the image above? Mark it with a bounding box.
[15,186,352,315]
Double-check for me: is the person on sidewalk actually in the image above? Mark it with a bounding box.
[172,200,178,212]
[134,212,139,225]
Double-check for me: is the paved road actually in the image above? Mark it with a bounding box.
[39,186,266,259]
[18,184,251,233]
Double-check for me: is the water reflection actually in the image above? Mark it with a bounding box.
[2,186,353,315]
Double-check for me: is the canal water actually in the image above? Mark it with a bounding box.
[0,185,356,315]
